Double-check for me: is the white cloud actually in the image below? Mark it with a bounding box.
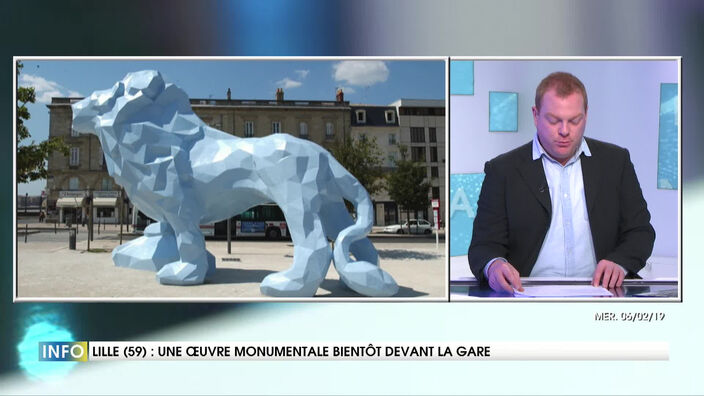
[276,77,302,89]
[333,61,389,87]
[295,69,309,79]
[19,74,81,103]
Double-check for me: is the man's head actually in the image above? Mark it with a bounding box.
[532,72,588,165]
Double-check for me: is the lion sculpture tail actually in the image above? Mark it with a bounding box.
[331,163,399,297]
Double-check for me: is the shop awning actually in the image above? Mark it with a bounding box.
[56,197,85,208]
[92,197,119,207]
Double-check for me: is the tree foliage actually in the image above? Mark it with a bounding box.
[16,61,69,184]
[386,145,431,231]
[329,135,385,198]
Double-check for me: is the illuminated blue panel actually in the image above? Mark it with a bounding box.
[489,91,518,132]
[18,322,77,380]
[450,173,485,257]
[219,0,341,55]
[450,60,474,95]
[657,83,678,189]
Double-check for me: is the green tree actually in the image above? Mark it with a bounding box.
[16,61,69,184]
[329,135,385,208]
[386,145,430,232]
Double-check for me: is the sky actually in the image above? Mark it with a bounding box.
[16,58,446,196]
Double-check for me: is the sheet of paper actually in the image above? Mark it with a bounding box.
[514,285,613,297]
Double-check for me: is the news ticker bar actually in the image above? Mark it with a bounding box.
[39,341,668,361]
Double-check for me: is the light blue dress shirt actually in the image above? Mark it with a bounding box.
[530,135,597,277]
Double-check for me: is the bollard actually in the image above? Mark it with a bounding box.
[25,224,28,243]
[69,228,77,250]
[54,222,57,234]
[227,217,232,254]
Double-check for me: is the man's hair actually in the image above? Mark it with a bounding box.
[535,72,588,112]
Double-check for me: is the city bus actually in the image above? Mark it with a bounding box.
[132,210,217,237]
[212,204,289,240]
[132,204,288,240]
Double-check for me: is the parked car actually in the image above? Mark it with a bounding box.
[383,219,433,234]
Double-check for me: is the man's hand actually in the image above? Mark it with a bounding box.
[487,259,524,293]
[592,259,625,288]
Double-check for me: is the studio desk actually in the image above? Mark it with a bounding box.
[449,255,679,300]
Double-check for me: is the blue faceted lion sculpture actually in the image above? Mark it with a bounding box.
[72,70,398,297]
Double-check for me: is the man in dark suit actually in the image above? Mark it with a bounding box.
[468,72,655,293]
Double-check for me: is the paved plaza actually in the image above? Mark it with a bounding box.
[16,221,446,300]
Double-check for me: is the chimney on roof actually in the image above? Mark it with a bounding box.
[226,88,231,101]
[276,88,284,102]
[336,88,344,103]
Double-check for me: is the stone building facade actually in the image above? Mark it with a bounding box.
[390,99,446,226]
[349,105,401,226]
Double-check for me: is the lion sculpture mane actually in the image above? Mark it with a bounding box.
[72,70,399,297]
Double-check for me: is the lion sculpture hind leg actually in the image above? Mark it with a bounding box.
[322,202,399,297]
[257,145,398,297]
[259,198,332,297]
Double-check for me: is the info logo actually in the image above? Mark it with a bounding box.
[38,341,88,362]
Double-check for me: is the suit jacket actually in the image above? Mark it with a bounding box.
[468,137,655,283]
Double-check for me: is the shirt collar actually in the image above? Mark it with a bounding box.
[532,134,591,164]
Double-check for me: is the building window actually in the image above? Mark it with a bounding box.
[387,153,397,167]
[97,207,115,218]
[388,133,396,145]
[385,110,396,124]
[272,121,281,134]
[430,166,439,178]
[299,122,308,139]
[69,147,80,166]
[325,122,334,139]
[355,110,366,124]
[429,127,437,143]
[411,147,426,162]
[69,177,80,190]
[430,147,438,162]
[101,177,113,191]
[410,127,425,143]
[384,202,398,225]
[71,128,79,137]
[432,187,440,199]
[399,107,445,116]
[244,121,254,137]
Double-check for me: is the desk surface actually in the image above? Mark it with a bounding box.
[450,280,679,300]
[449,255,679,300]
